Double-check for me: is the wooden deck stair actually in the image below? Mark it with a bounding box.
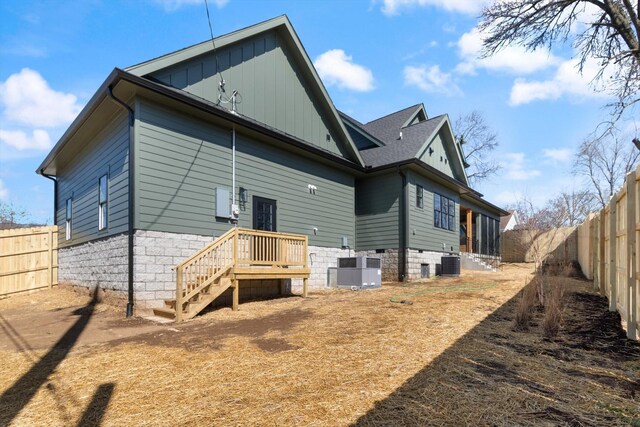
[153,228,309,321]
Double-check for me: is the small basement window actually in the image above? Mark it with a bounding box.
[65,198,72,240]
[416,185,423,208]
[98,174,108,230]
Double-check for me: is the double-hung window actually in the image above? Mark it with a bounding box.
[416,185,423,208]
[98,174,108,230]
[434,193,455,231]
[65,198,72,240]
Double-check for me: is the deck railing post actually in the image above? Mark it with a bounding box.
[302,235,308,298]
[176,266,183,322]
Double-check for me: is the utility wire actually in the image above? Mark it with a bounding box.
[204,0,225,93]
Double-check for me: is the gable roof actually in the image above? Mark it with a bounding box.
[500,210,519,231]
[359,115,446,168]
[126,15,364,167]
[362,104,423,144]
[358,104,469,184]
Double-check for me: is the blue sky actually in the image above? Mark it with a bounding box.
[0,0,628,224]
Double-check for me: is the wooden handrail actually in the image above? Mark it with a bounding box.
[173,227,309,318]
[174,227,236,270]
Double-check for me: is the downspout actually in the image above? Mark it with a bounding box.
[106,86,135,318]
[40,171,57,225]
[398,168,408,281]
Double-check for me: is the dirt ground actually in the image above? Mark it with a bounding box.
[0,264,638,426]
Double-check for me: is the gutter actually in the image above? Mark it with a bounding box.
[106,86,135,318]
[398,168,408,281]
[40,171,57,225]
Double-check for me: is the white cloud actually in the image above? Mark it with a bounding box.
[501,152,540,180]
[403,65,462,96]
[493,190,523,207]
[0,68,81,127]
[543,148,573,162]
[380,0,491,16]
[456,28,559,75]
[314,49,375,92]
[0,179,8,200]
[0,129,52,151]
[509,57,610,106]
[154,0,228,12]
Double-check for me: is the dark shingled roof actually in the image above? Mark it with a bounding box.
[362,104,422,145]
[358,114,446,168]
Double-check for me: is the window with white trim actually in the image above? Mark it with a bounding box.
[65,198,72,240]
[416,185,423,208]
[98,174,108,230]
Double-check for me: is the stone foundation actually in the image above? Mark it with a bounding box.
[59,230,355,308]
[59,230,448,308]
[354,249,399,282]
[58,233,129,292]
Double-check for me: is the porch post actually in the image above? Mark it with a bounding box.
[466,209,472,253]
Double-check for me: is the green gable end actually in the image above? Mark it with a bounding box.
[127,17,363,165]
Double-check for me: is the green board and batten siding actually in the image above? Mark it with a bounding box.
[418,130,456,179]
[407,171,459,253]
[148,29,351,160]
[56,112,129,248]
[355,173,400,250]
[134,99,355,248]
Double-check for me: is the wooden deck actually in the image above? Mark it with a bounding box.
[153,228,310,321]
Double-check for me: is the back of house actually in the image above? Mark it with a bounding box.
[37,15,506,312]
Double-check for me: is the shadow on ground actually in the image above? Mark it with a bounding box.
[353,277,640,426]
[114,306,312,353]
[0,287,115,426]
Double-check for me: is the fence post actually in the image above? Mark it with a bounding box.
[599,209,606,296]
[48,228,53,289]
[609,196,617,312]
[626,171,637,339]
[592,215,599,291]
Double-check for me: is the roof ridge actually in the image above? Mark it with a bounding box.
[125,15,289,72]
[364,104,422,125]
[402,114,445,130]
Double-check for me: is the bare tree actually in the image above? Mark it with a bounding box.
[454,110,500,186]
[573,128,640,208]
[479,1,640,119]
[545,190,598,226]
[0,201,28,229]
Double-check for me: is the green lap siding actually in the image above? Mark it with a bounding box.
[135,99,355,247]
[355,173,401,250]
[57,112,129,248]
[407,171,459,253]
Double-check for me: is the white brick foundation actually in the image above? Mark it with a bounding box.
[406,249,445,280]
[133,230,215,307]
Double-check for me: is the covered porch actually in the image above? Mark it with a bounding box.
[459,206,501,257]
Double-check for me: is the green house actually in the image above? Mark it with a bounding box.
[37,16,506,313]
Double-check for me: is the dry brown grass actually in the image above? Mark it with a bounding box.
[543,278,566,338]
[0,263,638,426]
[514,278,537,331]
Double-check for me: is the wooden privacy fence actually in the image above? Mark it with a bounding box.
[0,226,58,296]
[576,166,639,341]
